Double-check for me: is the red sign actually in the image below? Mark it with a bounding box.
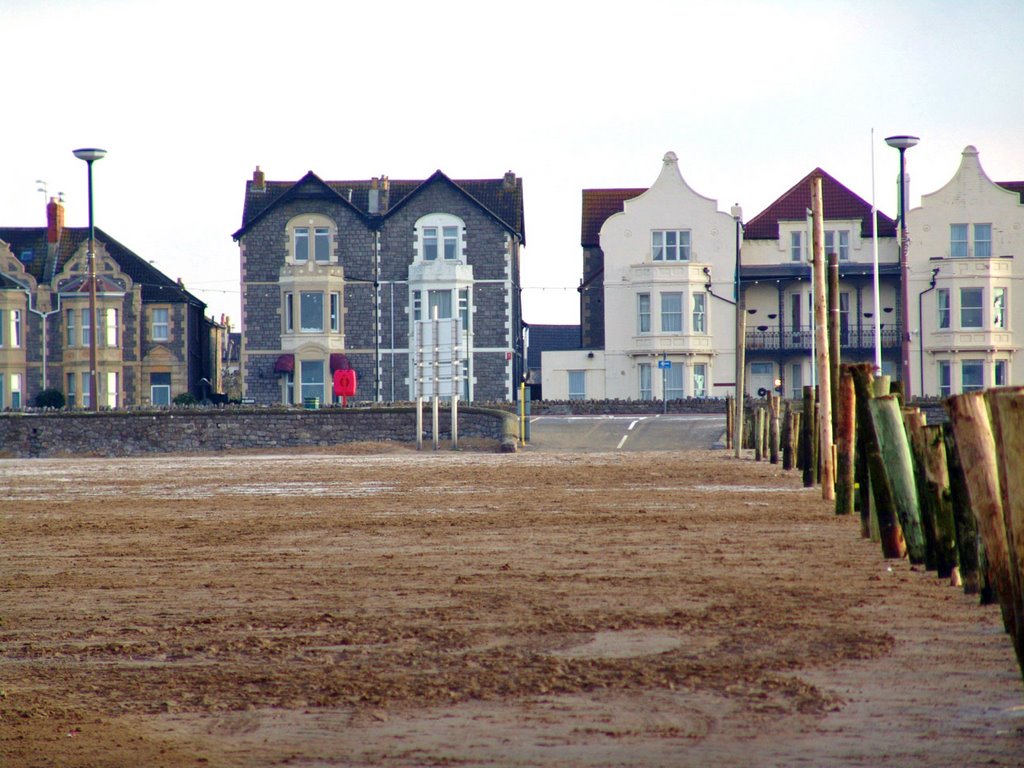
[333,369,357,405]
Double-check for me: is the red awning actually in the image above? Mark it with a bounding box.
[273,354,294,373]
[330,353,351,372]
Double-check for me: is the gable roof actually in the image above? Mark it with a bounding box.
[526,324,581,368]
[743,169,897,240]
[581,188,646,248]
[234,170,525,243]
[0,226,204,307]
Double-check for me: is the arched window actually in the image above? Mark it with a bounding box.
[286,214,337,264]
[415,213,465,262]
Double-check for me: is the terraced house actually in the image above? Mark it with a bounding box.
[0,198,219,409]
[232,167,525,405]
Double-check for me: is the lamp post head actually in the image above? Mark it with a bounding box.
[730,204,743,221]
[884,135,919,151]
[73,148,107,163]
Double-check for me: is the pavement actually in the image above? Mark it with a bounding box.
[524,413,728,452]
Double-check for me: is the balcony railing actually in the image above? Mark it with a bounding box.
[745,325,901,352]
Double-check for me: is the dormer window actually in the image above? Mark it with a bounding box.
[288,216,336,264]
[416,214,465,262]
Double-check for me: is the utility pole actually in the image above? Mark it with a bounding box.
[811,175,835,500]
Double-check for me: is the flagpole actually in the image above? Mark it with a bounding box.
[871,129,882,375]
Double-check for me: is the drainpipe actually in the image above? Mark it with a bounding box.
[917,267,940,398]
[373,230,381,402]
[13,278,62,394]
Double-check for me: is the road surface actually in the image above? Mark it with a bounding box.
[526,413,726,452]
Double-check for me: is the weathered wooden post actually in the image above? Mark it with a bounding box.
[946,392,1020,665]
[802,385,817,488]
[754,407,765,461]
[782,400,793,469]
[810,175,835,501]
[944,423,980,594]
[835,365,856,515]
[726,395,734,450]
[870,395,926,564]
[904,409,940,571]
[769,394,780,464]
[922,423,960,580]
[985,388,1024,678]
[850,364,906,559]
[828,251,840,436]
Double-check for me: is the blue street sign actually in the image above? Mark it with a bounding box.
[658,360,671,369]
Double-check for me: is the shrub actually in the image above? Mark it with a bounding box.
[173,392,197,406]
[35,388,66,409]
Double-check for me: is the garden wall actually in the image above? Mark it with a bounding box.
[0,406,517,459]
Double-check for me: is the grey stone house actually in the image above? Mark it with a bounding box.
[232,167,526,405]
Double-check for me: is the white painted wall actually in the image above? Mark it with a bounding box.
[907,145,1024,396]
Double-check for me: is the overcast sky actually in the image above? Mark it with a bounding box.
[3,0,1022,326]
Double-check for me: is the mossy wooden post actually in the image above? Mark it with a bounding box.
[769,395,781,464]
[944,423,980,594]
[788,410,801,472]
[802,385,817,488]
[761,404,769,460]
[754,407,765,461]
[946,392,1019,655]
[870,395,926,564]
[835,365,856,515]
[850,364,906,559]
[904,409,940,571]
[921,423,960,580]
[725,395,734,450]
[782,400,793,469]
[985,387,1024,680]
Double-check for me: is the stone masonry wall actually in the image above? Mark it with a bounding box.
[0,406,516,459]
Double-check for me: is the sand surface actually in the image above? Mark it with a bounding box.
[2,444,1022,766]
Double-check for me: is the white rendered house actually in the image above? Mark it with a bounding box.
[544,152,739,401]
[908,146,1024,397]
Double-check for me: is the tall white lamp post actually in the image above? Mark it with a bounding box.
[884,134,918,398]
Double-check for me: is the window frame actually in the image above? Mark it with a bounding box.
[993,287,1007,329]
[692,363,707,398]
[961,359,985,392]
[299,291,325,333]
[150,372,172,406]
[330,292,341,333]
[960,287,984,329]
[692,292,707,334]
[938,360,952,398]
[638,362,652,400]
[660,292,683,333]
[637,293,651,334]
[416,213,465,263]
[950,223,969,258]
[974,223,992,258]
[300,359,326,403]
[937,288,950,329]
[790,231,803,262]
[151,307,170,342]
[664,364,684,400]
[567,370,586,401]
[651,230,691,262]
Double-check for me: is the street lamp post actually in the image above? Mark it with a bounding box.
[73,148,107,412]
[731,204,744,458]
[884,134,918,399]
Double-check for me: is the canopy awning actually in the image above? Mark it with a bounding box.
[273,354,295,373]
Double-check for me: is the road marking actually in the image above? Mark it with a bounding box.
[616,435,629,449]
[628,419,641,431]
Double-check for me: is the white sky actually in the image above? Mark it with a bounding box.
[3,0,1022,326]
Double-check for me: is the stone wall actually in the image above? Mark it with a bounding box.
[0,405,516,459]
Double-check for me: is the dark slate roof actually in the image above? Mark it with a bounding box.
[743,169,897,241]
[234,170,525,244]
[526,324,582,368]
[581,188,646,247]
[0,226,204,307]
[997,181,1024,203]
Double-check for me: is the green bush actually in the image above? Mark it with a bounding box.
[173,392,197,406]
[35,388,66,409]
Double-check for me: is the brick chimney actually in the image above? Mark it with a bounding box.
[252,165,266,191]
[503,170,516,192]
[368,176,380,214]
[47,196,64,243]
[379,175,390,213]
